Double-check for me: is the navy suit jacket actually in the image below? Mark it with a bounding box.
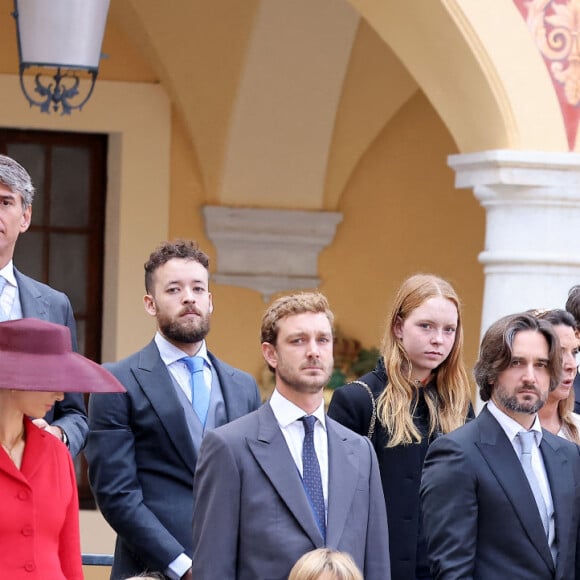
[420,406,580,580]
[15,268,88,458]
[85,340,261,580]
[573,373,580,414]
[191,402,391,580]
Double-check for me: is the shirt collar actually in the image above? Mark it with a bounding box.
[154,332,210,368]
[0,260,17,286]
[487,399,543,445]
[270,388,326,430]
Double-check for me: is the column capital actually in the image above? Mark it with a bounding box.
[448,149,580,192]
[203,206,343,302]
[448,149,580,411]
[448,149,580,341]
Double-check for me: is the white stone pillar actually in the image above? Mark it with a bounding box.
[449,149,580,334]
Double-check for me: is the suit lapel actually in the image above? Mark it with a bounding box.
[14,269,47,319]
[20,418,49,481]
[208,353,237,421]
[0,419,44,484]
[325,419,359,547]
[133,341,198,474]
[541,434,572,576]
[247,404,324,547]
[475,408,554,573]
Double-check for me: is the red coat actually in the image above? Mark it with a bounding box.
[0,417,82,579]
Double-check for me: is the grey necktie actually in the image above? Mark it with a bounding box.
[518,430,549,536]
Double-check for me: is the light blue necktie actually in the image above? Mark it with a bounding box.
[300,415,326,541]
[518,430,549,536]
[0,276,8,322]
[182,356,210,426]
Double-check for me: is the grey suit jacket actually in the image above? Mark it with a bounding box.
[15,268,88,458]
[420,406,580,580]
[85,340,261,580]
[191,402,391,580]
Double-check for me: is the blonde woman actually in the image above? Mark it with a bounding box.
[328,274,473,580]
[288,549,363,580]
[532,309,580,444]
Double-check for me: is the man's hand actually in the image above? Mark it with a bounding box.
[181,569,193,580]
[32,418,65,441]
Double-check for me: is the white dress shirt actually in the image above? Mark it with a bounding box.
[154,332,212,403]
[0,260,23,319]
[269,388,329,513]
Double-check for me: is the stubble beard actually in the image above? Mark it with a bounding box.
[276,362,332,395]
[494,385,546,415]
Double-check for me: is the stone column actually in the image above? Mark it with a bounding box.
[203,206,343,302]
[449,149,580,335]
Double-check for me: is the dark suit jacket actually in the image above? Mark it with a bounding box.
[85,340,261,580]
[15,268,88,458]
[420,406,580,580]
[573,373,580,414]
[191,402,391,580]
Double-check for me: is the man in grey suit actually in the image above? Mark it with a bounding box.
[86,240,261,580]
[192,292,390,580]
[420,312,580,579]
[0,154,87,457]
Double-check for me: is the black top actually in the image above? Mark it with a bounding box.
[328,358,472,580]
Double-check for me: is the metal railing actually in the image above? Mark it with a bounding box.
[82,553,114,567]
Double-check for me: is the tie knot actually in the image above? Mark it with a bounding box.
[301,415,317,434]
[519,430,536,454]
[183,356,204,374]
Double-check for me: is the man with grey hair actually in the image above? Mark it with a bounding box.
[0,154,87,456]
[420,312,580,579]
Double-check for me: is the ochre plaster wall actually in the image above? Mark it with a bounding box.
[321,92,485,378]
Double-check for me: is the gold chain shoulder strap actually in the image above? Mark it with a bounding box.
[349,380,376,440]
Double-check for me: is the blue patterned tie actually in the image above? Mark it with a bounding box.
[182,356,210,425]
[300,415,326,540]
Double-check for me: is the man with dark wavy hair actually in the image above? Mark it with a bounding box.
[421,312,580,580]
[86,240,261,580]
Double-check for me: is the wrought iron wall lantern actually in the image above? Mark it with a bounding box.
[12,0,110,115]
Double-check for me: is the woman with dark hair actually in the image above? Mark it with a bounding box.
[532,308,580,444]
[328,274,473,580]
[0,318,124,579]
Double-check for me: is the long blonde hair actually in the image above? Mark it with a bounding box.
[376,274,471,447]
[560,387,580,444]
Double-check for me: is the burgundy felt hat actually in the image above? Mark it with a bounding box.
[0,318,126,393]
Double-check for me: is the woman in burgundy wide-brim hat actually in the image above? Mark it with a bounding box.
[0,318,125,580]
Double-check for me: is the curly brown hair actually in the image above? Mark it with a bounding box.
[144,240,209,294]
